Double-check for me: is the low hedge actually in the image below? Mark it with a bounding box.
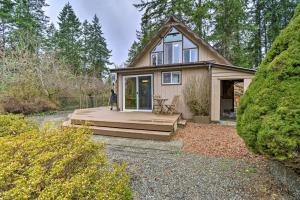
[237,3,300,173]
[0,115,132,199]
[0,114,38,137]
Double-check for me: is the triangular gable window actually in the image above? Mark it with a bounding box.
[164,27,182,43]
[152,40,163,52]
[183,36,196,48]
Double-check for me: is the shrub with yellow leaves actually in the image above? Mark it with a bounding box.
[0,115,132,199]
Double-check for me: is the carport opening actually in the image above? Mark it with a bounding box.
[220,80,244,120]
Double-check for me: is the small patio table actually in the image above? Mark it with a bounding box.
[153,97,168,114]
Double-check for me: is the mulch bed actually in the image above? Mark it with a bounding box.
[174,122,265,161]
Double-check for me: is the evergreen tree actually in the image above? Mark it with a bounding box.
[81,15,111,77]
[126,40,140,64]
[11,0,48,51]
[81,20,91,73]
[210,0,249,67]
[56,2,82,73]
[89,15,111,77]
[0,0,15,49]
[191,0,214,39]
[43,23,57,52]
[247,0,298,67]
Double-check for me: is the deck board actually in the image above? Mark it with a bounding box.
[70,107,181,132]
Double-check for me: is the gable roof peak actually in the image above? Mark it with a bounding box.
[129,16,233,67]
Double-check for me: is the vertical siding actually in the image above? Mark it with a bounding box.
[154,68,209,119]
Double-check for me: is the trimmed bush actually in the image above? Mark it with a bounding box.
[237,4,300,173]
[0,115,132,199]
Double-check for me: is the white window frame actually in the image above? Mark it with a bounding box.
[183,48,198,63]
[162,71,181,85]
[151,52,163,66]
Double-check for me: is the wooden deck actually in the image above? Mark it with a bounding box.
[63,107,181,141]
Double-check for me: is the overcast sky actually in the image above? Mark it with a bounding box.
[44,0,142,65]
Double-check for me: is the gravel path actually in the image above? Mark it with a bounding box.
[27,111,72,127]
[108,146,293,200]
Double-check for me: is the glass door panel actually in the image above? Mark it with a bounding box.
[138,76,152,110]
[124,77,137,110]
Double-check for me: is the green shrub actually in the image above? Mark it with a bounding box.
[237,4,300,173]
[0,115,132,199]
[0,114,38,137]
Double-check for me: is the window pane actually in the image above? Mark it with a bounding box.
[163,73,171,83]
[157,52,163,65]
[183,49,190,63]
[153,40,163,52]
[183,36,196,48]
[172,72,181,84]
[173,42,181,63]
[164,33,182,42]
[190,48,197,62]
[164,43,172,64]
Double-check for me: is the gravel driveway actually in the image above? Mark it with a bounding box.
[108,146,293,200]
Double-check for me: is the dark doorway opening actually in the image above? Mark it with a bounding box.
[220,80,243,120]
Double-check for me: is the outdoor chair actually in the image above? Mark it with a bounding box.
[164,95,180,115]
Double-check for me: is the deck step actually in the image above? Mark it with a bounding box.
[70,118,175,132]
[63,120,173,141]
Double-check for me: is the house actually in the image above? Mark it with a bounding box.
[110,16,255,122]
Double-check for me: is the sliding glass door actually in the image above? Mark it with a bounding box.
[123,75,152,111]
[124,77,137,110]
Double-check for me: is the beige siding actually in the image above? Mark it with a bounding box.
[210,67,254,121]
[198,43,227,65]
[134,52,150,67]
[154,68,209,119]
[116,68,209,119]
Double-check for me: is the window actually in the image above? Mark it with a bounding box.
[164,27,182,42]
[183,48,197,63]
[151,52,163,65]
[164,42,182,64]
[183,36,196,48]
[162,71,181,84]
[150,26,198,65]
[151,40,163,65]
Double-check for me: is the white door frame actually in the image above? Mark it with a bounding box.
[123,74,153,112]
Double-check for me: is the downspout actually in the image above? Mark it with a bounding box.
[208,63,212,122]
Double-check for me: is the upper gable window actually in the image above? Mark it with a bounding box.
[164,27,182,42]
[150,26,198,66]
[151,40,163,65]
[183,36,196,48]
